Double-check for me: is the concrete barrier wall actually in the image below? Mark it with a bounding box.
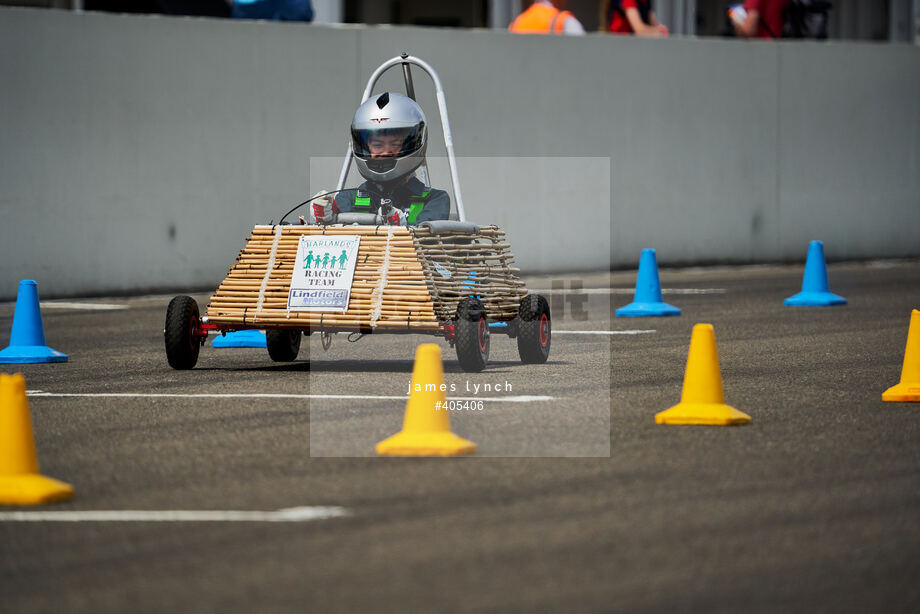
[1,8,917,298]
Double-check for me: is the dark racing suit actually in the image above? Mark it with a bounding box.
[333,176,451,224]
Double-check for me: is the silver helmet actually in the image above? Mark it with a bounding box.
[350,92,427,184]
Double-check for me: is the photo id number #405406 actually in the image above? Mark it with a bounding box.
[435,400,484,411]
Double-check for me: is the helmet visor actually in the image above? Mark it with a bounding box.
[351,124,425,160]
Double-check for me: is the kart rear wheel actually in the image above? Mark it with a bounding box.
[516,294,550,364]
[266,329,302,362]
[165,295,201,370]
[455,297,489,373]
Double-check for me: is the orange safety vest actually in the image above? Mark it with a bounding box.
[508,2,575,34]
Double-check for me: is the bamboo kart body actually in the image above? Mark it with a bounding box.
[206,223,526,335]
[164,220,550,373]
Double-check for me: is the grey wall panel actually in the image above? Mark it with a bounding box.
[0,9,359,298]
[601,37,780,266]
[778,42,920,260]
[0,8,917,300]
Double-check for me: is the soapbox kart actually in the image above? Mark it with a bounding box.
[164,54,550,373]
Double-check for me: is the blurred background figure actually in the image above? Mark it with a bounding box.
[729,0,833,39]
[728,0,787,38]
[600,0,668,36]
[231,0,313,21]
[508,0,585,35]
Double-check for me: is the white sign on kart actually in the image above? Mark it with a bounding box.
[288,235,361,312]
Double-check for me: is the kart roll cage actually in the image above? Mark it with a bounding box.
[335,53,467,223]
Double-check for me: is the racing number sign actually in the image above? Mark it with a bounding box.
[288,235,362,312]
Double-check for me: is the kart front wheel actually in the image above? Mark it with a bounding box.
[516,294,550,364]
[455,297,489,373]
[266,329,302,362]
[165,295,201,370]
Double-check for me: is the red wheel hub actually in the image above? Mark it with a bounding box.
[189,315,211,348]
[478,318,488,353]
[539,313,549,347]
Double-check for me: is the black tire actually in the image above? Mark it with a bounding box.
[165,295,201,370]
[266,329,302,362]
[516,294,551,364]
[455,297,489,373]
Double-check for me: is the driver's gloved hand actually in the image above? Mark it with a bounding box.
[385,206,408,226]
[310,191,338,225]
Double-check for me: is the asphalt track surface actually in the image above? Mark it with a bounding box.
[2,260,919,613]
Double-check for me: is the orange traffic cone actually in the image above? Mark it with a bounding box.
[0,373,74,505]
[376,344,477,456]
[882,309,920,402]
[655,324,751,426]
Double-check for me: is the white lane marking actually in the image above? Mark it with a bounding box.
[537,288,725,295]
[26,391,554,402]
[39,302,127,310]
[658,288,726,295]
[555,330,655,336]
[447,395,553,402]
[0,506,349,523]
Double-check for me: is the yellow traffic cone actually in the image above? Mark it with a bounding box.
[655,324,751,426]
[0,373,74,505]
[882,309,920,402]
[376,344,477,456]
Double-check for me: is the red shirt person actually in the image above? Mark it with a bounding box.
[732,0,789,39]
[603,0,668,37]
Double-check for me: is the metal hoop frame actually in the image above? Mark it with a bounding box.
[335,54,467,223]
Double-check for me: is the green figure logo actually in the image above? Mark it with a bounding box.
[303,244,353,271]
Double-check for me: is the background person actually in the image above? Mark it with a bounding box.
[231,0,314,20]
[310,92,450,226]
[600,0,668,37]
[729,0,789,39]
[508,0,585,35]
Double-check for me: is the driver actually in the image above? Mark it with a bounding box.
[310,91,451,226]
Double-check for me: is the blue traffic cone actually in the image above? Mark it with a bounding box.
[0,280,68,363]
[616,249,681,317]
[212,330,267,348]
[784,240,847,307]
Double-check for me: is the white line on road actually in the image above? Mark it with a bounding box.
[554,330,655,336]
[642,288,725,295]
[39,302,127,310]
[26,391,554,402]
[538,288,725,295]
[0,506,349,523]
